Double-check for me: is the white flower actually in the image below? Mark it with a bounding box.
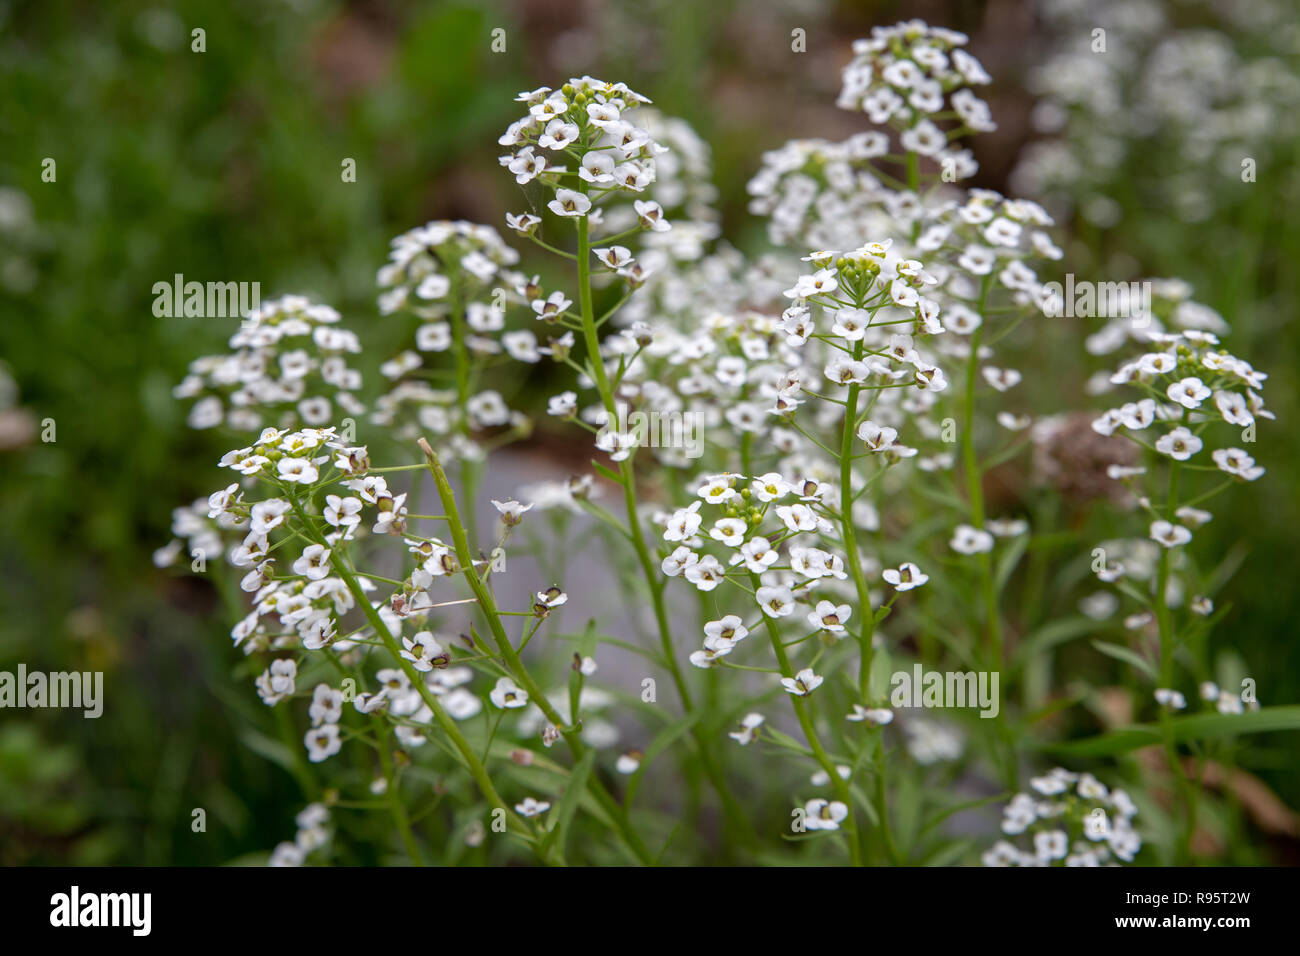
[740,536,779,573]
[547,391,578,417]
[515,797,551,817]
[1214,391,1253,426]
[401,631,445,672]
[704,615,749,644]
[1212,448,1264,480]
[633,199,670,231]
[538,119,579,150]
[663,500,703,541]
[1034,829,1069,861]
[847,705,893,725]
[750,473,792,502]
[1150,520,1192,549]
[615,753,641,775]
[277,457,319,484]
[535,587,569,609]
[950,524,994,555]
[661,545,698,576]
[857,420,897,451]
[593,246,634,269]
[803,799,849,831]
[775,503,820,533]
[697,474,741,504]
[982,367,1022,392]
[689,634,736,668]
[709,518,748,547]
[729,713,765,745]
[781,667,823,697]
[1154,688,1187,710]
[1155,427,1202,461]
[757,585,796,618]
[1175,506,1212,528]
[548,188,592,218]
[913,364,948,392]
[324,494,362,528]
[785,268,839,300]
[304,723,341,762]
[490,677,529,709]
[309,684,344,726]
[416,274,451,299]
[292,544,332,581]
[532,290,573,320]
[684,554,725,591]
[492,499,534,525]
[883,562,928,591]
[505,212,541,234]
[807,600,851,633]
[579,151,615,183]
[1167,377,1211,409]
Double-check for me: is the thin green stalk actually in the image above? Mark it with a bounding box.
[839,339,890,863]
[285,494,540,858]
[1154,456,1195,863]
[418,440,655,865]
[750,572,863,866]
[575,210,756,853]
[373,713,425,865]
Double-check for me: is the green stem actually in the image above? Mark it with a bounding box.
[749,571,862,866]
[1154,457,1194,863]
[373,714,424,865]
[575,210,756,854]
[839,339,889,864]
[419,441,654,865]
[286,494,538,857]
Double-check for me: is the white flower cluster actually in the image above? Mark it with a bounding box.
[175,295,364,432]
[269,802,333,866]
[1013,0,1300,224]
[1091,326,1270,552]
[838,21,995,141]
[500,77,665,223]
[596,107,718,262]
[984,767,1141,866]
[372,220,531,451]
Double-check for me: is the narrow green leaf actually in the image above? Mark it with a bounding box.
[1091,639,1158,680]
[994,533,1029,595]
[1036,705,1300,758]
[540,750,596,860]
[624,711,701,807]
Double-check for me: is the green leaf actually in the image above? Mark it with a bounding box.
[1013,617,1109,670]
[591,460,622,485]
[1090,639,1158,681]
[539,750,595,860]
[624,711,701,807]
[1036,705,1300,758]
[237,729,296,776]
[918,792,1010,838]
[994,533,1029,595]
[763,726,813,756]
[551,630,665,667]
